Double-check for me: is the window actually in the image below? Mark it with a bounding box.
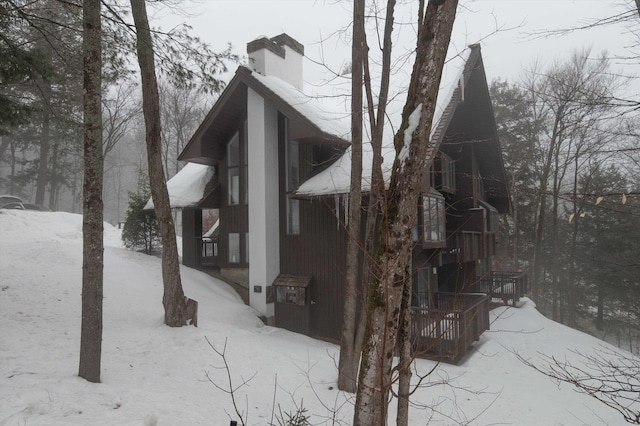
[287,196,300,235]
[439,153,456,193]
[228,233,240,264]
[480,201,499,233]
[245,232,249,264]
[285,124,300,235]
[227,132,240,205]
[423,191,445,243]
[243,119,248,204]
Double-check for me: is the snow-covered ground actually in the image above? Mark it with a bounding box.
[1,210,637,425]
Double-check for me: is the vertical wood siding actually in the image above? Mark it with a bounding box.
[277,114,348,341]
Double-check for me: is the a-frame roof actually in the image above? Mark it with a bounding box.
[169,44,510,213]
[179,66,350,166]
[295,44,510,213]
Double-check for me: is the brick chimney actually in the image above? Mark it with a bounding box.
[247,34,304,90]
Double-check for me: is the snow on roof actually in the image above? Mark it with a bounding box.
[431,47,471,136]
[203,219,219,238]
[296,46,472,197]
[144,163,215,210]
[250,70,351,141]
[296,142,396,197]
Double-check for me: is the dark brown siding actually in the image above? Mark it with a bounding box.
[280,197,348,341]
[277,114,349,342]
[182,209,201,268]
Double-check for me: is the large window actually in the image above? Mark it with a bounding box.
[285,127,300,235]
[227,132,240,205]
[423,191,445,243]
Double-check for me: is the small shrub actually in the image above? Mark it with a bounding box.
[121,185,160,255]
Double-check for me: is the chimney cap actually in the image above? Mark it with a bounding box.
[247,33,304,58]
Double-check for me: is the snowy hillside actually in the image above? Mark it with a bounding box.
[0,210,637,425]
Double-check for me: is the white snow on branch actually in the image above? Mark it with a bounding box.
[398,103,423,166]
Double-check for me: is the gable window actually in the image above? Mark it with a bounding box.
[285,127,300,235]
[423,190,445,243]
[227,132,240,205]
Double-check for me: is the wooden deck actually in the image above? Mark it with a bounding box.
[411,292,490,363]
[476,271,528,307]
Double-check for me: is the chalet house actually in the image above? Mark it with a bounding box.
[161,34,526,361]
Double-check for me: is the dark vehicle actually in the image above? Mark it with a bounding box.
[23,203,50,211]
[0,195,25,210]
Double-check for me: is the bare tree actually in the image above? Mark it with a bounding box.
[102,79,140,157]
[337,0,366,394]
[527,49,624,322]
[158,80,205,177]
[518,346,640,424]
[78,0,103,383]
[354,0,458,424]
[129,0,194,327]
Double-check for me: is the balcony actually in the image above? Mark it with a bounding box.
[411,292,490,363]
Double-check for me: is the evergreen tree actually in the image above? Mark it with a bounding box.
[577,166,640,340]
[121,179,160,255]
[490,79,542,269]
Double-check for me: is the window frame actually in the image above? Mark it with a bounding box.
[479,200,499,233]
[422,190,446,246]
[227,132,240,205]
[284,120,300,236]
[439,152,456,193]
[228,232,240,264]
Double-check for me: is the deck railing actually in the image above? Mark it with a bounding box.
[411,292,490,362]
[476,271,528,307]
[199,238,218,267]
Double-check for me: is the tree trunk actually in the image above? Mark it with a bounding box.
[48,140,59,210]
[338,0,397,392]
[338,0,366,394]
[78,0,103,384]
[354,1,457,424]
[396,265,413,426]
[595,283,605,331]
[35,80,51,206]
[130,0,194,327]
[550,148,560,320]
[531,111,564,303]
